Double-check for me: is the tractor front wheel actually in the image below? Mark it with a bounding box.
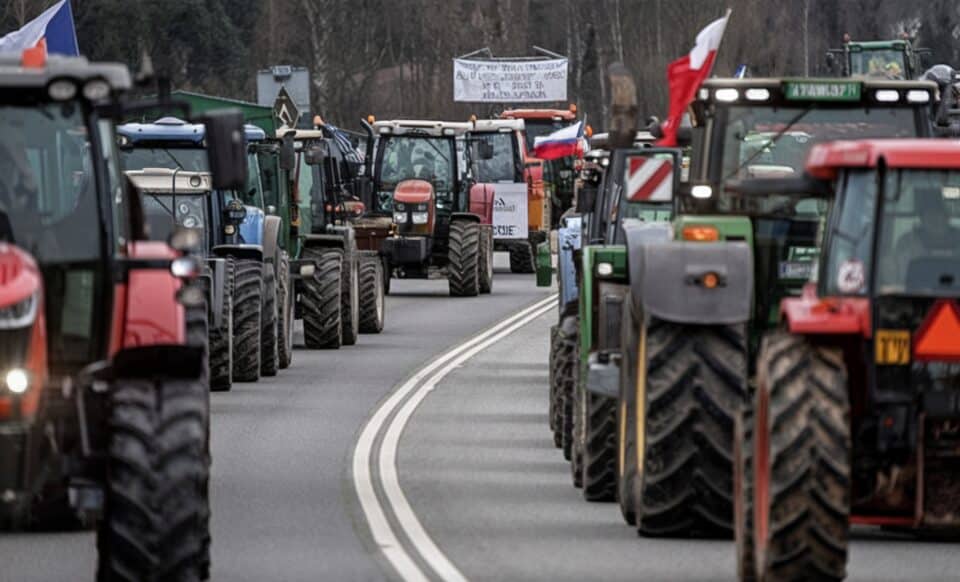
[448,220,480,297]
[750,331,850,582]
[557,315,578,461]
[508,240,534,274]
[302,247,343,349]
[209,259,233,391]
[231,259,263,383]
[478,227,493,294]
[342,247,360,346]
[581,391,617,502]
[97,376,208,581]
[277,251,294,369]
[359,252,385,334]
[616,301,643,525]
[260,262,279,377]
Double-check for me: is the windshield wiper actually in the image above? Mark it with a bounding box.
[725,105,814,181]
[147,193,175,217]
[162,149,186,171]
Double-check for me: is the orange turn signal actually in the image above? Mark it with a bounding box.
[367,114,376,124]
[682,225,720,242]
[585,124,594,138]
[569,103,578,113]
[702,272,719,289]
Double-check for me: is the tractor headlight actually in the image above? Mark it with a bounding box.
[597,262,614,277]
[0,293,38,329]
[411,211,429,224]
[395,203,406,212]
[393,211,407,224]
[5,369,29,394]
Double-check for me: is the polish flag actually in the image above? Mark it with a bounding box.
[657,12,730,147]
[533,121,587,161]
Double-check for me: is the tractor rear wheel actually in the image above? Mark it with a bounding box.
[97,376,208,582]
[231,259,263,383]
[359,252,385,334]
[478,227,493,294]
[557,315,578,461]
[616,302,642,526]
[302,247,343,349]
[508,240,534,274]
[581,392,617,501]
[277,251,293,369]
[448,220,480,297]
[734,404,756,582]
[209,258,233,391]
[342,247,360,346]
[636,318,748,537]
[260,263,279,377]
[571,375,585,488]
[752,331,850,582]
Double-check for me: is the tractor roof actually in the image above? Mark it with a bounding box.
[806,139,960,178]
[470,118,524,132]
[118,117,265,144]
[125,169,212,194]
[276,128,324,140]
[845,39,910,50]
[589,131,656,149]
[373,120,472,136]
[698,77,936,107]
[500,108,577,121]
[0,55,130,92]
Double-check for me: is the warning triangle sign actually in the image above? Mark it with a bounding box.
[914,300,960,362]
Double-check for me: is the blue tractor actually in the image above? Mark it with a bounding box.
[118,118,283,387]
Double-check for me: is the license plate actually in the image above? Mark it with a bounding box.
[876,329,911,365]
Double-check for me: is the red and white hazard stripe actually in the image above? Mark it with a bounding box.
[626,157,673,202]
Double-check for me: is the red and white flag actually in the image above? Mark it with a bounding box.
[657,12,730,147]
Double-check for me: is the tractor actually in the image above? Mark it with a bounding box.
[118,119,284,380]
[467,118,546,275]
[0,53,246,580]
[366,120,494,297]
[501,105,579,234]
[827,35,929,80]
[610,76,937,537]
[277,127,379,348]
[736,139,960,581]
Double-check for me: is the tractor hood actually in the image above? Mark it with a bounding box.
[394,180,434,205]
[238,205,265,246]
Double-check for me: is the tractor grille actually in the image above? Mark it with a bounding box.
[0,327,30,369]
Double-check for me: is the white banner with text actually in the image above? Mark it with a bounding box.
[453,58,568,103]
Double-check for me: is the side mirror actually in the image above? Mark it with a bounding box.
[202,109,247,191]
[305,142,328,166]
[576,185,597,213]
[280,134,296,172]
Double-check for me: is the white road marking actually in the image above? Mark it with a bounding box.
[352,294,557,582]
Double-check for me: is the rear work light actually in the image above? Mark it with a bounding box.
[682,226,720,242]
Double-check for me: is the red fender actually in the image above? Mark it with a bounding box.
[781,282,872,338]
[0,244,47,420]
[115,241,185,352]
[468,183,495,225]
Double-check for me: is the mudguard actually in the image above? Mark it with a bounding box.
[302,233,347,250]
[468,185,495,225]
[122,242,184,349]
[451,211,482,224]
[263,215,282,265]
[213,244,263,263]
[628,239,753,325]
[239,205,264,245]
[204,258,228,329]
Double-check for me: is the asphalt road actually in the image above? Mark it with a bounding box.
[0,255,551,582]
[3,255,959,582]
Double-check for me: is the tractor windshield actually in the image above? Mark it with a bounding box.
[120,146,208,173]
[0,102,100,264]
[875,170,960,295]
[375,135,455,212]
[140,193,209,250]
[472,132,521,183]
[850,49,908,79]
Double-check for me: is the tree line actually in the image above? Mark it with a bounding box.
[3,0,959,130]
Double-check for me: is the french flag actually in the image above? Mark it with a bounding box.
[533,121,587,161]
[657,11,730,147]
[0,0,79,58]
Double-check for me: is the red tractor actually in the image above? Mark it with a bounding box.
[736,139,960,581]
[0,54,245,581]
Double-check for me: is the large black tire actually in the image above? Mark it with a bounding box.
[277,251,294,369]
[97,377,208,582]
[548,324,560,440]
[185,285,209,387]
[636,318,748,537]
[260,263,279,377]
[209,259,233,392]
[358,253,385,334]
[581,392,617,502]
[616,302,642,526]
[231,259,263,383]
[571,373,585,489]
[508,240,534,274]
[302,247,343,349]
[734,404,755,582]
[448,220,481,297]
[557,316,578,462]
[751,331,850,582]
[478,227,493,294]
[342,247,360,346]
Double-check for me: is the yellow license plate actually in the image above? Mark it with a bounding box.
[876,329,911,365]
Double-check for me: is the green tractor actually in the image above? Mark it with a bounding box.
[602,76,938,537]
[827,36,930,80]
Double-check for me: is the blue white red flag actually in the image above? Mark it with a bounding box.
[533,121,586,161]
[0,0,79,57]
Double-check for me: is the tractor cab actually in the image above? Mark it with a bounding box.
[827,37,929,80]
[683,77,935,337]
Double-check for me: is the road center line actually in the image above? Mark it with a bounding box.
[352,295,557,582]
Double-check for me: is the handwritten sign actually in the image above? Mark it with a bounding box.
[453,58,568,103]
